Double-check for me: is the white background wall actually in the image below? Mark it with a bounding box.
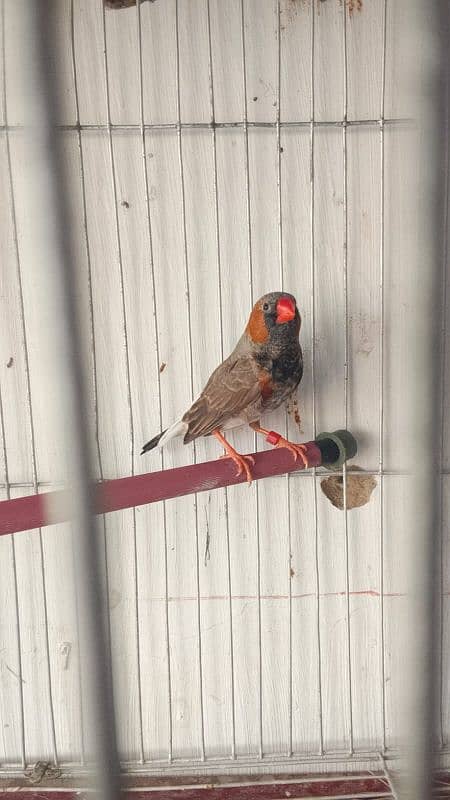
[0,0,448,775]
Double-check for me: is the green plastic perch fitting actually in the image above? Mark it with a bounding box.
[315,429,358,470]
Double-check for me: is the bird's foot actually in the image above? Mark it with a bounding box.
[273,437,309,469]
[219,451,255,484]
[250,424,310,470]
[213,429,255,484]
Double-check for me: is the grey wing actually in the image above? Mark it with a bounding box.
[182,355,262,443]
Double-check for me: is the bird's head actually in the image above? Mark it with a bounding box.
[246,292,301,344]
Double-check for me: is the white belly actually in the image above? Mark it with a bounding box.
[220,416,247,432]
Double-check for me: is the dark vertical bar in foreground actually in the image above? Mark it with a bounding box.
[395,2,446,798]
[15,2,120,796]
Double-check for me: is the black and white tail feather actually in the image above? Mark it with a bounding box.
[140,420,188,455]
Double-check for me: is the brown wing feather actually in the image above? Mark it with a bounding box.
[182,355,262,443]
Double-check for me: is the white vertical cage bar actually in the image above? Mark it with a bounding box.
[0,391,25,769]
[309,0,324,757]
[275,1,283,296]
[0,2,26,769]
[100,4,145,764]
[341,0,353,756]
[275,0,294,759]
[135,0,174,762]
[239,0,263,760]
[174,0,206,761]
[378,753,400,800]
[12,1,121,795]
[239,0,254,343]
[1,0,58,766]
[69,522,87,764]
[204,0,237,761]
[438,17,450,751]
[378,0,387,756]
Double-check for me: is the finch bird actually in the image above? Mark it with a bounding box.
[141,291,307,483]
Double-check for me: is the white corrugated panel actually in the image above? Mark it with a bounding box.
[0,0,448,777]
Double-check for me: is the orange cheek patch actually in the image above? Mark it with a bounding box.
[246,306,269,344]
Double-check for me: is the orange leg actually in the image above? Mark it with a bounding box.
[249,422,309,469]
[213,430,255,485]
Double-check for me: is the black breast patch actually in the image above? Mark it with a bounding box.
[255,346,303,389]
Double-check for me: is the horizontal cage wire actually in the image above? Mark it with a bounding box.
[0,120,407,130]
[0,0,448,788]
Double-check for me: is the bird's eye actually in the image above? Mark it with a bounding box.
[262,302,269,311]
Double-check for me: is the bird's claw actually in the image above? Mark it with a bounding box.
[274,438,309,469]
[221,452,255,484]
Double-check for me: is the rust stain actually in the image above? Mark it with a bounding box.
[347,0,363,15]
[280,0,363,20]
[280,0,302,31]
[159,362,166,373]
[290,567,295,578]
[287,394,302,434]
[320,465,376,510]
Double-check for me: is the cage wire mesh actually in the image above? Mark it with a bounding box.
[0,0,448,792]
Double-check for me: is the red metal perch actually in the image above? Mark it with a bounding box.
[0,430,356,537]
[0,772,393,800]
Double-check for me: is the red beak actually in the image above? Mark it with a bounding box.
[276,296,296,324]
